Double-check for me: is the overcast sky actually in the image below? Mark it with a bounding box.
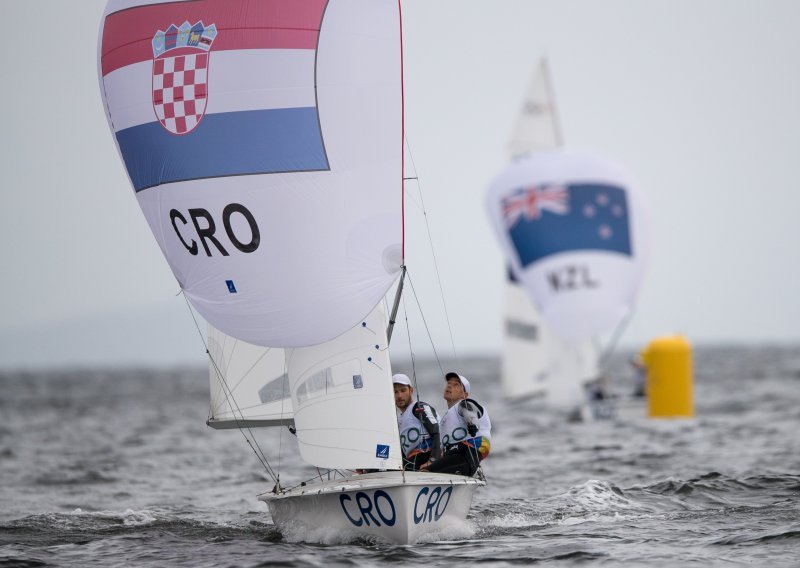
[1,1,799,369]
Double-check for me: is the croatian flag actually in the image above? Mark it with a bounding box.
[100,0,330,192]
[503,183,632,268]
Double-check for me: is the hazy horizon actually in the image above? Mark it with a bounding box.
[2,1,799,369]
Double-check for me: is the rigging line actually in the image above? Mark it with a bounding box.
[401,292,420,401]
[201,329,275,478]
[282,469,347,493]
[405,269,444,377]
[212,359,278,481]
[402,185,425,214]
[226,343,273,395]
[404,135,459,363]
[207,346,278,482]
[598,308,635,373]
[276,355,289,486]
[180,292,278,482]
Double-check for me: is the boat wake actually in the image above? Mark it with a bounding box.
[473,472,800,542]
[276,516,475,546]
[471,480,655,538]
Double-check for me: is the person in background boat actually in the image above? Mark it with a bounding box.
[393,374,443,471]
[630,355,647,398]
[423,372,491,477]
[586,375,610,401]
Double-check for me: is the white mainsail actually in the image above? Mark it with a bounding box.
[208,302,402,471]
[508,58,563,158]
[207,327,292,428]
[502,277,598,401]
[287,304,402,471]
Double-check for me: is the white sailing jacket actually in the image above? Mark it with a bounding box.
[397,401,440,458]
[439,398,492,460]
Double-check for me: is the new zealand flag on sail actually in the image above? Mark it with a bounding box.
[502,183,632,268]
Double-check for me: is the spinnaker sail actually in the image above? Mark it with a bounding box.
[98,0,403,347]
[487,151,648,342]
[99,0,483,544]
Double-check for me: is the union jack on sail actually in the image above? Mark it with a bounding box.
[502,185,569,228]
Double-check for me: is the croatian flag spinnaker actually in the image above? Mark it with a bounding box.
[98,0,403,347]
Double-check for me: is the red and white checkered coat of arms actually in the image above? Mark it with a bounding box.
[151,21,217,135]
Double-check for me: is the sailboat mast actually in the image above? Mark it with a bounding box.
[386,265,407,344]
[389,0,406,347]
[399,0,406,263]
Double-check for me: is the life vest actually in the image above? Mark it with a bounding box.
[397,402,435,457]
[440,398,492,460]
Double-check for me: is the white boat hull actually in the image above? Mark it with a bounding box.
[259,471,484,544]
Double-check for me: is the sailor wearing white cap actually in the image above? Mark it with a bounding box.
[393,373,443,471]
[425,371,491,476]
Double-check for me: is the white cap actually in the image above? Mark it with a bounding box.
[445,372,470,394]
[392,373,411,386]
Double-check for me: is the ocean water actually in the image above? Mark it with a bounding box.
[1,346,799,567]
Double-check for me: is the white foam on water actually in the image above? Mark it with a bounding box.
[414,518,475,543]
[534,480,657,528]
[275,517,475,545]
[119,509,157,526]
[278,519,364,545]
[556,511,639,526]
[483,511,548,529]
[561,479,643,511]
[65,508,157,526]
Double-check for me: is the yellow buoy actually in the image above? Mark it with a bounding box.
[641,335,694,418]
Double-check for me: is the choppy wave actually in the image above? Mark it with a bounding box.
[33,470,117,487]
[0,509,280,548]
[712,526,800,545]
[2,347,800,566]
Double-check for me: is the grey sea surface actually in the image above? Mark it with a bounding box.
[1,346,799,567]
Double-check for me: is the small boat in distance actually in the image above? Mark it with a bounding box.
[486,58,649,419]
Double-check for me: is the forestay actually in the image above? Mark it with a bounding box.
[207,326,292,429]
[286,304,402,471]
[487,151,648,341]
[98,0,403,347]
